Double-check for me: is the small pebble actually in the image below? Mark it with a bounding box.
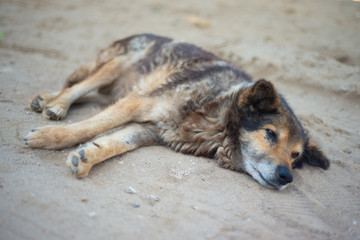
[343,148,352,154]
[146,194,160,206]
[88,212,97,217]
[187,15,211,28]
[125,186,137,194]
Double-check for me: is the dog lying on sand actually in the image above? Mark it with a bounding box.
[24,34,329,190]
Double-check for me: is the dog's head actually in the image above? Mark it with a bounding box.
[236,80,329,190]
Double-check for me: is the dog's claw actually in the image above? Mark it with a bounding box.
[46,110,58,120]
[42,105,67,121]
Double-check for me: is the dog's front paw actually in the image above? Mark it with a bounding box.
[42,104,68,120]
[24,127,47,148]
[24,125,71,149]
[66,145,93,178]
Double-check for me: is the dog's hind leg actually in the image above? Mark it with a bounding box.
[30,60,100,113]
[24,94,159,149]
[30,34,165,120]
[29,39,125,114]
[40,57,128,120]
[66,123,158,178]
[30,89,112,114]
[30,91,60,113]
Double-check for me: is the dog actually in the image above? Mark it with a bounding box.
[24,34,330,190]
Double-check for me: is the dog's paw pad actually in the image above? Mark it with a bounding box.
[79,149,88,162]
[66,148,92,178]
[71,156,79,167]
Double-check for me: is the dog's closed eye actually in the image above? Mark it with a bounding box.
[291,152,300,159]
[265,128,277,142]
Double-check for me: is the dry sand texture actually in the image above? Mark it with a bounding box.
[1,0,360,239]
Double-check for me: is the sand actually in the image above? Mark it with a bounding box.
[0,0,360,239]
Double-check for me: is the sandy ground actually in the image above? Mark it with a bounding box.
[1,0,360,239]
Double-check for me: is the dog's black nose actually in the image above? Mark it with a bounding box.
[276,166,293,185]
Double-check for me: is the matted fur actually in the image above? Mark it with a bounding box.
[24,34,330,190]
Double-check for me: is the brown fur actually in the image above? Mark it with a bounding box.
[24,34,330,190]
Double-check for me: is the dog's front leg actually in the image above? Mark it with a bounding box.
[24,95,158,149]
[66,123,159,178]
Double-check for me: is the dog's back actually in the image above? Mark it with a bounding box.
[90,34,251,101]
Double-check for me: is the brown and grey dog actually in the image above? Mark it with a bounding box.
[24,34,329,190]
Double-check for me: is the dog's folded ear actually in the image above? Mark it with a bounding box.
[295,138,330,170]
[238,79,280,113]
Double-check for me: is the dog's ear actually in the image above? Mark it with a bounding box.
[238,79,280,112]
[295,138,330,170]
